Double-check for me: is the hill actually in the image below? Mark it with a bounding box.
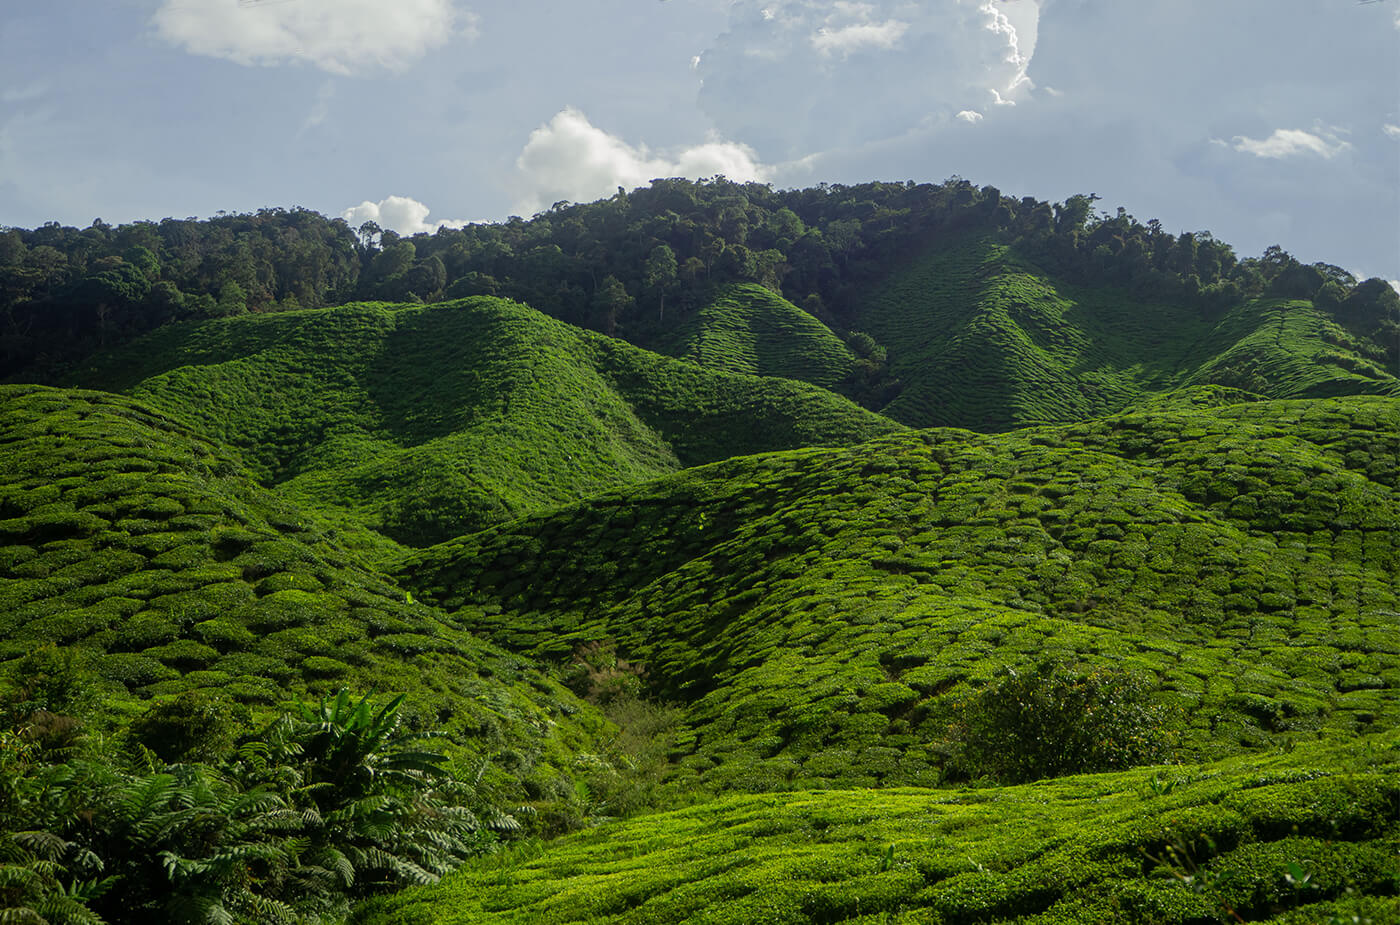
[70,296,901,547]
[1,181,1397,921]
[658,283,858,390]
[855,237,1400,430]
[395,394,1400,793]
[0,384,609,802]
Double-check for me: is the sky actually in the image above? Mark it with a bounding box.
[1,0,1397,282]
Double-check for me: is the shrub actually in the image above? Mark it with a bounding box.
[941,659,1175,784]
[126,689,248,762]
[561,639,647,706]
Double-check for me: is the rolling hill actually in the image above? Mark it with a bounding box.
[0,384,609,805]
[1,187,1396,923]
[393,393,1400,794]
[854,237,1399,430]
[70,296,900,548]
[658,283,859,390]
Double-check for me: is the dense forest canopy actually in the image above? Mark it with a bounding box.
[3,178,1396,385]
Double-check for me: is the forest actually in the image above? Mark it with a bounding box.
[0,180,1397,923]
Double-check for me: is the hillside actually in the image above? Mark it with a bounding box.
[855,237,1400,431]
[359,732,1400,925]
[396,394,1400,793]
[70,296,900,547]
[658,283,858,390]
[0,384,609,801]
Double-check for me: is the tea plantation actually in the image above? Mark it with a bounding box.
[1,225,1396,922]
[69,297,899,547]
[858,238,1399,431]
[356,732,1400,924]
[396,394,1400,794]
[0,384,609,804]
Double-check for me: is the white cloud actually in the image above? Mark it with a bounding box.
[697,0,1038,160]
[1384,124,1400,140]
[979,0,1032,93]
[956,110,984,123]
[151,0,474,75]
[811,20,909,56]
[1231,128,1352,160]
[512,108,772,215]
[341,196,467,236]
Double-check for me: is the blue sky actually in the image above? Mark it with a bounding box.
[1,0,1396,281]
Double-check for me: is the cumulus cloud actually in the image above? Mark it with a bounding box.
[1231,128,1352,160]
[341,196,466,236]
[697,0,1038,160]
[1384,124,1400,140]
[151,0,474,74]
[512,108,772,215]
[956,110,983,123]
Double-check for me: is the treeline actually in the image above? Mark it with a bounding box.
[3,179,1396,379]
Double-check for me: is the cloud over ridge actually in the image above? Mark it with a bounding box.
[512,108,772,215]
[342,196,467,236]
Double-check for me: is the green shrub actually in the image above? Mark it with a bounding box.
[126,689,248,762]
[941,659,1175,783]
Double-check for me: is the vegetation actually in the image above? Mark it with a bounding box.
[64,296,897,548]
[396,394,1400,793]
[354,733,1400,925]
[0,181,1396,920]
[0,674,509,923]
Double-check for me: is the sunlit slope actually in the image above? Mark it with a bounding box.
[857,238,1399,430]
[0,385,605,779]
[72,297,900,546]
[356,732,1400,925]
[660,283,858,389]
[396,396,1400,791]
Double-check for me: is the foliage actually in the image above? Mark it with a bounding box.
[0,689,511,924]
[399,394,1400,793]
[1,185,1398,920]
[65,298,897,545]
[940,660,1175,783]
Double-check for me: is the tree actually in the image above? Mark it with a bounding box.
[591,275,631,336]
[643,244,677,322]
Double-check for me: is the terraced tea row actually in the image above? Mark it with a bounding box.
[397,396,1400,792]
[356,731,1400,924]
[0,385,605,801]
[72,297,897,546]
